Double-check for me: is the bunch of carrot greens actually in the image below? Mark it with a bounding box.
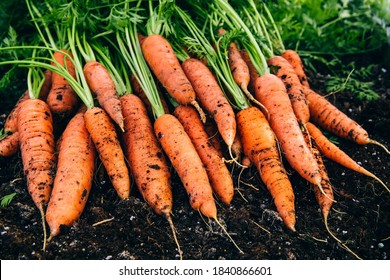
[0,0,389,260]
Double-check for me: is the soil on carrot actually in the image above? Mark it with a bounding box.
[1,55,389,260]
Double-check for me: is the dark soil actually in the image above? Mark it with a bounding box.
[1,55,390,261]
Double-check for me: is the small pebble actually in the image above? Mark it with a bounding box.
[378,243,384,249]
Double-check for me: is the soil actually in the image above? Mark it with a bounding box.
[1,54,390,261]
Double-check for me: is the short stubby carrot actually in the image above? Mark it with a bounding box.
[281,49,310,88]
[84,106,130,199]
[46,108,96,238]
[46,49,79,119]
[18,98,56,209]
[84,61,124,131]
[181,58,236,148]
[254,74,322,186]
[174,105,234,205]
[141,34,205,120]
[305,88,378,146]
[267,56,310,125]
[121,94,172,216]
[154,113,217,218]
[237,106,296,231]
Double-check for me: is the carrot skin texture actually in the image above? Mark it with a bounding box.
[281,50,310,88]
[305,88,371,145]
[18,98,56,209]
[39,69,53,101]
[228,42,250,92]
[181,58,236,148]
[46,50,79,118]
[141,34,197,106]
[154,113,217,218]
[121,94,172,216]
[240,49,261,93]
[84,107,130,199]
[267,56,310,124]
[237,106,296,230]
[174,105,234,205]
[84,61,124,131]
[0,132,19,157]
[254,74,321,186]
[46,109,96,237]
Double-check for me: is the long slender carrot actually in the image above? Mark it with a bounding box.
[46,49,79,119]
[84,106,130,199]
[267,55,310,125]
[254,74,322,186]
[141,34,206,122]
[174,105,235,205]
[18,97,56,250]
[237,106,296,231]
[154,113,217,218]
[306,122,389,193]
[304,87,389,154]
[181,57,236,149]
[240,49,261,93]
[39,69,53,101]
[281,49,310,88]
[83,61,125,131]
[46,107,96,238]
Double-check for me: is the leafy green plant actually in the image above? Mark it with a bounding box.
[0,193,16,207]
[325,62,380,101]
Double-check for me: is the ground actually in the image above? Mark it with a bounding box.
[0,53,389,260]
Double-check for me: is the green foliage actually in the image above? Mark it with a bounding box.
[267,0,389,55]
[325,63,380,101]
[0,193,16,207]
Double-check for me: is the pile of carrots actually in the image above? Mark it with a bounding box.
[0,0,389,259]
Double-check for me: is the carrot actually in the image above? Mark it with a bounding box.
[304,87,389,154]
[39,69,53,101]
[46,107,96,238]
[203,118,223,157]
[83,61,125,131]
[306,122,389,193]
[181,58,236,149]
[267,55,310,125]
[174,105,235,205]
[18,97,56,250]
[154,113,216,217]
[141,34,206,122]
[46,49,79,119]
[121,94,172,215]
[281,49,310,88]
[83,106,130,199]
[254,73,322,187]
[237,106,296,231]
[0,132,20,157]
[240,49,260,93]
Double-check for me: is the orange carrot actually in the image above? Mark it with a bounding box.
[304,87,389,154]
[237,106,296,231]
[46,107,96,238]
[154,113,217,218]
[141,34,206,122]
[306,122,389,192]
[84,106,130,199]
[18,97,56,250]
[174,105,235,205]
[281,49,310,88]
[181,58,236,148]
[83,61,125,131]
[121,94,172,215]
[254,74,322,186]
[46,50,79,119]
[240,49,260,93]
[0,132,19,157]
[39,69,53,101]
[203,118,223,157]
[267,56,310,125]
